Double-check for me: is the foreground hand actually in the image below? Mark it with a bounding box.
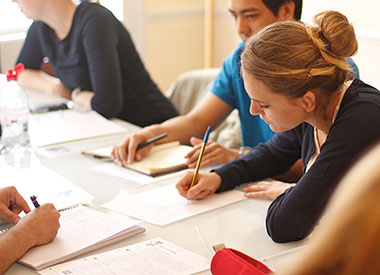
[0,186,31,224]
[243,180,296,200]
[112,132,154,166]
[176,171,221,200]
[185,137,240,168]
[16,203,60,247]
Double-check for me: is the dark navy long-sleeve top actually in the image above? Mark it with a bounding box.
[17,2,178,127]
[214,79,380,243]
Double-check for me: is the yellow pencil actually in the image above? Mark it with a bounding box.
[190,126,211,188]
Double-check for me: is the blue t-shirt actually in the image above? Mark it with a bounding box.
[211,42,274,147]
[210,42,359,148]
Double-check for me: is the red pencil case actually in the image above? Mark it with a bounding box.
[211,248,273,275]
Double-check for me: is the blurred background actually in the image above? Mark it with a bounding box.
[0,0,379,92]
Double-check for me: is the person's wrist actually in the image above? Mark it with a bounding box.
[71,87,82,100]
[228,149,241,162]
[12,222,36,248]
[211,172,222,192]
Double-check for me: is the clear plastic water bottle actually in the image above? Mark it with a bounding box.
[0,63,31,167]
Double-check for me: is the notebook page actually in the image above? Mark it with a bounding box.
[127,142,192,173]
[18,206,142,270]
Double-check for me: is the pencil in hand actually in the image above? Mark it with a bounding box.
[190,126,211,188]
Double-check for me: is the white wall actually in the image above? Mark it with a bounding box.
[302,1,380,89]
[1,1,379,91]
[0,35,25,73]
[124,0,380,91]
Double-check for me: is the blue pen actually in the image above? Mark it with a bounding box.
[190,126,211,188]
[30,195,40,208]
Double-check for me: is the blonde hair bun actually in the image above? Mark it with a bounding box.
[310,11,358,58]
[241,10,357,98]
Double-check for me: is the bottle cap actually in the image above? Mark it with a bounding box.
[6,63,25,81]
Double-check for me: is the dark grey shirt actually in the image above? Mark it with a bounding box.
[17,2,178,126]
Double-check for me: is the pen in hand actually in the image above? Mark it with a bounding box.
[136,133,168,151]
[190,126,211,189]
[30,195,40,208]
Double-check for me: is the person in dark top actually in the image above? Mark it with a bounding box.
[176,11,380,243]
[15,0,178,127]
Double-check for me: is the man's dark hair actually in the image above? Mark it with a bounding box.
[262,0,303,20]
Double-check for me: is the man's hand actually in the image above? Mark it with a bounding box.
[16,203,60,247]
[0,187,31,225]
[112,132,156,166]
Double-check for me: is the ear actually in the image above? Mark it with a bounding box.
[278,1,296,21]
[297,91,316,112]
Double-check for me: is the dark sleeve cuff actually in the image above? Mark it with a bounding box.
[211,164,241,193]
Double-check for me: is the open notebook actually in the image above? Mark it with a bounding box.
[16,206,145,271]
[83,141,193,177]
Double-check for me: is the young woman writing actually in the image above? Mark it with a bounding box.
[176,10,380,243]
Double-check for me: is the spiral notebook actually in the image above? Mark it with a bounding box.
[16,206,145,271]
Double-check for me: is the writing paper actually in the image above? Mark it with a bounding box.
[102,184,245,226]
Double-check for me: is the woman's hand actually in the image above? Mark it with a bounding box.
[50,81,72,99]
[243,180,296,200]
[185,137,240,168]
[176,171,222,200]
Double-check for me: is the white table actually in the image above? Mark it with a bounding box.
[4,89,305,274]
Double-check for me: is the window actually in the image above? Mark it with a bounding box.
[0,2,32,36]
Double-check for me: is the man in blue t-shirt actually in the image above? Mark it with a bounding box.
[114,0,357,178]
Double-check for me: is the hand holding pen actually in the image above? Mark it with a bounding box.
[175,126,222,200]
[112,132,168,166]
[190,126,211,188]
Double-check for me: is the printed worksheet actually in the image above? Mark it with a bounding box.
[38,238,210,275]
[102,183,245,226]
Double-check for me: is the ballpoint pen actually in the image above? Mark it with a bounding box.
[190,126,211,188]
[30,195,40,208]
[136,133,168,151]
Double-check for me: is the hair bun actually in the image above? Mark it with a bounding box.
[313,11,358,58]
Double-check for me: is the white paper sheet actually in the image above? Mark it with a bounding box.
[88,162,187,185]
[38,238,210,275]
[0,160,94,210]
[102,183,245,226]
[29,110,127,148]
